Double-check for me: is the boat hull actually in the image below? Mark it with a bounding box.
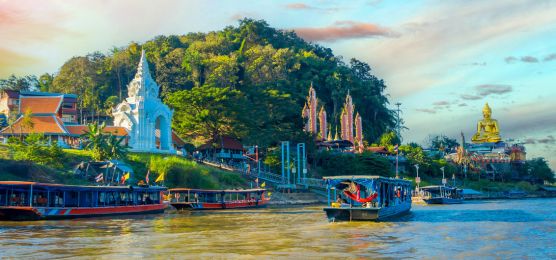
[0,204,167,221]
[424,197,464,204]
[171,200,268,210]
[324,202,411,222]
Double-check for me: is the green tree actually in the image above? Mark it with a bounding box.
[525,158,555,183]
[19,108,34,141]
[81,123,108,161]
[0,74,38,91]
[38,73,54,92]
[167,85,247,145]
[105,134,128,160]
[8,133,64,168]
[376,131,400,152]
[428,135,459,153]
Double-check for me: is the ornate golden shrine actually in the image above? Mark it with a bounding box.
[471,103,501,143]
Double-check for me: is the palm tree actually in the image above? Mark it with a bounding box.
[105,134,128,160]
[81,122,107,161]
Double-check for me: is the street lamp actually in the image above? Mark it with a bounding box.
[441,167,446,186]
[414,164,420,191]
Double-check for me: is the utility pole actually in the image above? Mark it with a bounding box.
[395,102,403,143]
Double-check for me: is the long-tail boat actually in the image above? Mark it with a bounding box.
[168,188,268,210]
[421,185,464,204]
[0,181,167,221]
[323,176,412,222]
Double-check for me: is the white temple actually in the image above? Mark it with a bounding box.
[112,50,175,153]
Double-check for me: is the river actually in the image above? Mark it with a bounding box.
[1,198,555,259]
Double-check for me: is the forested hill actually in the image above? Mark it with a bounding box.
[25,19,396,147]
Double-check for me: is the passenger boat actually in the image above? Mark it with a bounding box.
[168,188,268,210]
[0,181,167,221]
[421,185,464,204]
[323,176,412,222]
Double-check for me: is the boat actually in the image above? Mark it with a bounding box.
[323,176,412,222]
[168,188,268,210]
[0,181,167,221]
[421,185,464,204]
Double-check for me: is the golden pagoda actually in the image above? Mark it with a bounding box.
[471,103,502,143]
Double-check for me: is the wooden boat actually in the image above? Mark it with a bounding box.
[168,188,268,210]
[421,185,464,204]
[0,181,167,221]
[323,176,412,222]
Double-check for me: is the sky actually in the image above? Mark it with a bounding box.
[1,0,555,169]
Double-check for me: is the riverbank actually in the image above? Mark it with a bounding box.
[0,145,246,189]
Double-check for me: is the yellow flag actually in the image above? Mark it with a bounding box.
[155,173,165,183]
[261,182,266,188]
[122,173,130,181]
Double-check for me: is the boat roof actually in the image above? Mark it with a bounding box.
[324,175,411,189]
[323,175,411,184]
[421,185,462,191]
[0,181,167,191]
[168,188,266,194]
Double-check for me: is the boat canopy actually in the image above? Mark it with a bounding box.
[0,181,167,192]
[323,176,411,189]
[420,185,462,193]
[169,188,265,194]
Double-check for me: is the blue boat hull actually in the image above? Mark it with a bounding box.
[324,201,411,222]
[424,197,464,204]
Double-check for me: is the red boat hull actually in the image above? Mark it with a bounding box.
[171,199,268,210]
[0,204,167,221]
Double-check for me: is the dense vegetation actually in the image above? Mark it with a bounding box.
[1,19,395,147]
[0,144,246,189]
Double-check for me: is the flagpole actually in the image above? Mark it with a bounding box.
[395,145,399,179]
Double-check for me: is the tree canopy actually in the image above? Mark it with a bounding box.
[3,19,396,147]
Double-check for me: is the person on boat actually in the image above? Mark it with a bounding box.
[36,195,48,206]
[194,193,199,203]
[145,196,153,204]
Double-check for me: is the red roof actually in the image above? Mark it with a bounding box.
[0,115,67,134]
[367,146,389,154]
[197,136,243,151]
[19,96,63,114]
[104,126,128,136]
[65,125,128,136]
[172,131,186,146]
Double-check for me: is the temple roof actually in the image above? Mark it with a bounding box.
[0,115,67,135]
[19,96,63,114]
[65,125,128,136]
[197,136,243,151]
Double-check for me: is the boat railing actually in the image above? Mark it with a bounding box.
[301,178,326,188]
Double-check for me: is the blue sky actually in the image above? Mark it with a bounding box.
[1,0,555,169]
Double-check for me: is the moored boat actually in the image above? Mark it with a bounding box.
[421,185,464,204]
[323,176,412,222]
[168,188,268,210]
[0,181,167,221]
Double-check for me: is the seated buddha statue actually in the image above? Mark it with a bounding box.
[471,103,502,143]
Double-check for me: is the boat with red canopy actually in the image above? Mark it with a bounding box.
[323,175,412,221]
[168,188,268,210]
[0,181,167,221]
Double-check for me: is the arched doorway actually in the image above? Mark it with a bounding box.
[155,115,170,150]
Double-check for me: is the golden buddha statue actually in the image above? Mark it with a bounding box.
[471,103,502,143]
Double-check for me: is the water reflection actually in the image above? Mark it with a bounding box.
[0,198,555,258]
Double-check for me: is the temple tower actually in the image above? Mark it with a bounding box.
[113,50,174,153]
[355,112,364,152]
[318,106,327,140]
[302,83,318,134]
[344,91,354,143]
[340,108,348,141]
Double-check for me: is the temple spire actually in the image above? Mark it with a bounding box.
[136,49,151,79]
